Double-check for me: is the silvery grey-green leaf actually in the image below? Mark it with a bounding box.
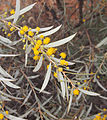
[31,26,53,32]
[78,88,100,96]
[0,35,12,44]
[40,62,51,92]
[6,3,36,20]
[96,37,107,48]
[37,25,62,37]
[0,54,20,57]
[58,72,65,98]
[13,0,20,23]
[33,55,43,72]
[44,33,76,48]
[3,81,20,89]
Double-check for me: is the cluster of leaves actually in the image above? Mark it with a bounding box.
[0,0,107,120]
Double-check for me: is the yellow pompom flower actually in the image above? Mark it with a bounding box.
[46,48,56,56]
[35,27,40,32]
[33,50,39,55]
[20,30,25,35]
[7,33,11,37]
[10,9,15,14]
[40,35,44,39]
[8,22,11,26]
[10,27,15,31]
[60,60,68,66]
[5,111,9,115]
[28,31,34,36]
[33,44,40,50]
[43,37,50,44]
[73,89,79,95]
[47,65,49,69]
[0,113,4,119]
[33,55,39,61]
[58,67,63,72]
[60,52,66,59]
[54,72,57,78]
[22,25,29,32]
[36,40,42,45]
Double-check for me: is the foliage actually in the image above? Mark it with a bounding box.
[0,0,107,120]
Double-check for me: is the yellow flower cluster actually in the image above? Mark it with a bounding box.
[0,113,4,119]
[46,47,57,56]
[93,113,107,120]
[60,60,68,66]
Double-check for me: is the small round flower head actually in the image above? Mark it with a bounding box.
[60,52,66,59]
[22,25,29,32]
[83,19,86,22]
[43,37,50,44]
[60,60,68,66]
[5,111,9,115]
[35,27,40,32]
[8,22,11,26]
[54,72,57,78]
[40,35,44,39]
[20,30,25,35]
[10,9,15,14]
[46,48,56,56]
[58,67,63,72]
[28,31,34,36]
[33,50,39,55]
[73,89,79,95]
[10,27,15,31]
[33,44,40,50]
[33,55,39,61]
[7,33,11,37]
[36,40,42,45]
[0,113,4,119]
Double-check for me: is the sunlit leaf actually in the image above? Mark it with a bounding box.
[0,35,12,44]
[86,103,92,117]
[78,88,100,96]
[0,54,20,57]
[37,25,62,37]
[3,81,20,89]
[0,91,23,100]
[51,56,75,65]
[6,114,27,120]
[40,62,51,92]
[13,0,20,23]
[33,55,43,72]
[22,90,32,106]
[67,89,73,113]
[31,26,53,32]
[58,72,65,98]
[44,33,76,48]
[96,37,107,48]
[6,3,36,20]
[0,66,14,79]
